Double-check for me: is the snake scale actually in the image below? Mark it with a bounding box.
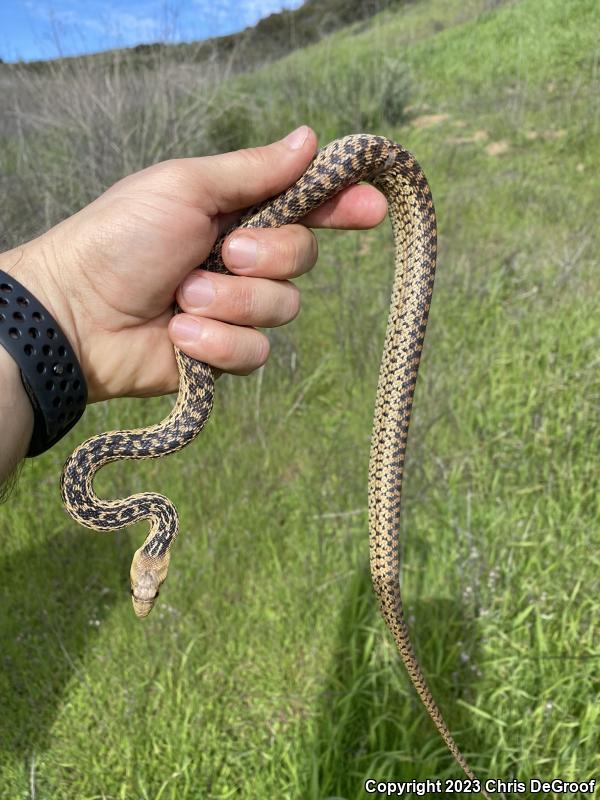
[61,134,487,793]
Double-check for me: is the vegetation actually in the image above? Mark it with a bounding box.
[0,0,407,76]
[0,0,598,797]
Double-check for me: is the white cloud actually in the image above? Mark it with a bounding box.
[103,11,163,41]
[15,0,305,61]
[194,0,303,31]
[22,1,168,49]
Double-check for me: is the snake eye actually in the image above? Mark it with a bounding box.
[154,590,160,598]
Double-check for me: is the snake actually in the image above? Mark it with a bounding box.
[60,133,488,794]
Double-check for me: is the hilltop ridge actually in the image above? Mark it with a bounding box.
[2,0,408,71]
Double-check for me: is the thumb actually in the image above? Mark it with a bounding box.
[180,125,316,215]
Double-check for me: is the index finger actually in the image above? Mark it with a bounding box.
[216,173,388,238]
[300,183,388,229]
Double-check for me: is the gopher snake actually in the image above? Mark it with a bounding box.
[60,134,487,793]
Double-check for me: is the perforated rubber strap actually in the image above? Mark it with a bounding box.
[0,270,87,457]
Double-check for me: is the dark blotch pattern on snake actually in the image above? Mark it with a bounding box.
[60,134,488,794]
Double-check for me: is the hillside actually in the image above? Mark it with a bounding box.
[2,0,408,73]
[0,0,598,797]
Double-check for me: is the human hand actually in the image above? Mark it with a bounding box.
[1,126,387,403]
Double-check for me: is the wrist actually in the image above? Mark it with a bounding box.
[0,237,83,377]
[0,245,89,456]
[0,344,34,482]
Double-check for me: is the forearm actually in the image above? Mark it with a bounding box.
[0,344,34,490]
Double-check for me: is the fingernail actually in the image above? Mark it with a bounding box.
[282,125,309,151]
[227,234,258,269]
[171,315,202,345]
[181,274,215,308]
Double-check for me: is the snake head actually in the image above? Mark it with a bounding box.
[130,572,160,618]
[130,547,171,618]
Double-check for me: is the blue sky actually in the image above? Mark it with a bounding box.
[0,0,305,63]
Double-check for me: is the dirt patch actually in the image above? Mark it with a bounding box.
[526,129,567,141]
[447,129,489,145]
[411,112,450,129]
[544,129,567,140]
[485,140,510,156]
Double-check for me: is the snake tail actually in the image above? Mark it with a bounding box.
[61,135,487,791]
[368,152,489,798]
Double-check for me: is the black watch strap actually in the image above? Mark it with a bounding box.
[0,270,87,457]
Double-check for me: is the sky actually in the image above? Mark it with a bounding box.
[0,0,305,63]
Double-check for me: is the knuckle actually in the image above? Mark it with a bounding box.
[244,331,270,368]
[214,327,269,374]
[279,231,302,271]
[153,159,197,196]
[233,281,259,322]
[236,148,271,193]
[271,226,316,275]
[212,327,238,363]
[238,146,268,171]
[154,158,181,182]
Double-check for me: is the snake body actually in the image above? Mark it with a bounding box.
[61,134,486,792]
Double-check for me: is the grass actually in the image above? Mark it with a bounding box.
[1,0,599,797]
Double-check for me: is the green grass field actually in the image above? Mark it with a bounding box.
[1,0,599,797]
